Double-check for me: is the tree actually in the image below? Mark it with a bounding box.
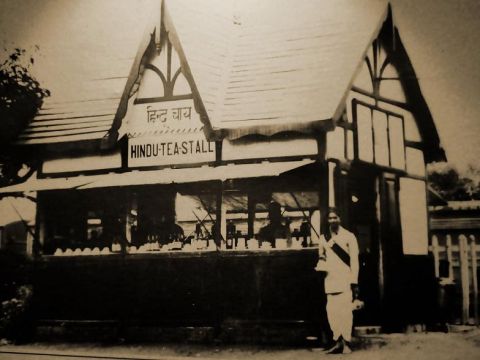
[427,162,480,201]
[0,47,50,186]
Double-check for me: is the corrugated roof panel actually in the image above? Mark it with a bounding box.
[165,0,387,139]
[165,0,235,126]
[16,98,118,144]
[15,0,388,145]
[18,125,111,140]
[22,119,113,133]
[17,132,110,145]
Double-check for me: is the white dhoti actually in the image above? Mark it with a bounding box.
[326,290,353,342]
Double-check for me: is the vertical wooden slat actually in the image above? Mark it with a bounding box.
[446,234,453,280]
[470,235,478,326]
[432,235,440,278]
[459,234,470,324]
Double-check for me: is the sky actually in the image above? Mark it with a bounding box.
[0,0,479,172]
[389,0,480,172]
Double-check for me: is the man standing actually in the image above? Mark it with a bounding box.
[316,208,359,354]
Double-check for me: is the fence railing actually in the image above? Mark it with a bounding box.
[429,234,479,325]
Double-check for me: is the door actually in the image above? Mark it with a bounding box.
[345,165,381,325]
[378,173,404,330]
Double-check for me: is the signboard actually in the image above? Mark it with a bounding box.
[128,133,215,167]
[126,99,201,134]
[125,99,216,167]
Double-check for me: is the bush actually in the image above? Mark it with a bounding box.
[0,249,34,343]
[0,285,33,343]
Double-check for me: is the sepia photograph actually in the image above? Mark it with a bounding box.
[0,0,479,359]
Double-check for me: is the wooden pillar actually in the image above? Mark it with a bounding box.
[34,192,46,258]
[375,177,385,304]
[327,161,336,209]
[459,234,470,324]
[247,193,255,239]
[216,181,225,248]
[431,235,440,278]
[335,165,350,228]
[470,235,478,325]
[26,226,34,257]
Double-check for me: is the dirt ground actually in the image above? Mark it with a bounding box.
[0,329,479,360]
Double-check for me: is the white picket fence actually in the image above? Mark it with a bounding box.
[429,234,479,325]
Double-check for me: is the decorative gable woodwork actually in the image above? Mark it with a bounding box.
[134,27,193,104]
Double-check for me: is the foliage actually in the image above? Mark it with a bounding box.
[0,249,34,343]
[0,285,33,343]
[427,162,480,201]
[0,47,49,143]
[0,47,49,186]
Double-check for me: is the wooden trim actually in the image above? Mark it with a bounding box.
[133,94,193,104]
[144,63,168,94]
[351,86,410,111]
[404,141,423,149]
[352,99,408,172]
[316,131,327,162]
[171,68,183,93]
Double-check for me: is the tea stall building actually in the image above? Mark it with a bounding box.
[0,0,445,337]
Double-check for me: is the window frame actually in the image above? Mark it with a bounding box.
[352,99,408,173]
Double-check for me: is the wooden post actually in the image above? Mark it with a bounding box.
[216,182,225,249]
[26,226,34,257]
[470,235,478,326]
[328,161,336,208]
[446,234,453,281]
[432,235,440,278]
[247,194,255,239]
[459,234,470,324]
[375,177,385,304]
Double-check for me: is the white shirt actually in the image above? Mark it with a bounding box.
[320,226,359,294]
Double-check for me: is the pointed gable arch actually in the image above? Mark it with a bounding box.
[347,7,445,164]
[113,18,216,169]
[134,26,194,104]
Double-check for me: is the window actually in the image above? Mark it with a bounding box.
[44,190,126,256]
[399,178,428,255]
[354,101,406,170]
[222,184,321,250]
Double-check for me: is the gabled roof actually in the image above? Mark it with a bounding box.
[13,0,159,146]
[165,0,388,139]
[15,0,409,146]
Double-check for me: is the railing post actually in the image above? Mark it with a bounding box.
[470,235,478,326]
[446,234,453,281]
[459,234,470,324]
